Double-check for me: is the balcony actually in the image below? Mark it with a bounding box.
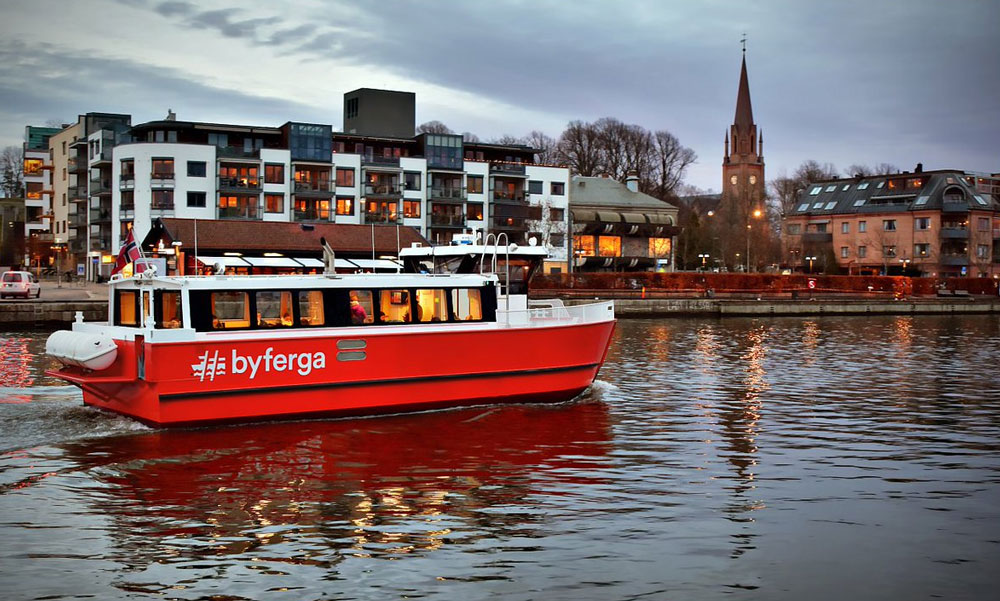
[364,210,401,225]
[120,204,135,219]
[939,227,969,239]
[803,232,833,243]
[293,207,330,222]
[150,172,175,188]
[218,175,261,192]
[67,155,88,173]
[491,216,527,231]
[293,180,335,197]
[428,186,467,202]
[68,211,87,229]
[119,173,135,190]
[492,190,528,203]
[490,162,527,176]
[90,239,111,252]
[942,202,970,213]
[89,208,111,223]
[89,178,112,196]
[430,213,466,228]
[940,254,969,267]
[362,155,400,168]
[90,148,112,164]
[364,183,403,198]
[217,147,260,159]
[69,183,89,200]
[218,204,261,220]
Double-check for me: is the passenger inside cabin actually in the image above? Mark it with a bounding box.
[350,293,367,324]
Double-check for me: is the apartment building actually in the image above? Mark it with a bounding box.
[102,89,570,278]
[22,126,59,271]
[783,169,1000,277]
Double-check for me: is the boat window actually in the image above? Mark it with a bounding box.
[349,290,374,325]
[416,289,449,322]
[141,291,151,328]
[155,291,182,328]
[212,291,250,329]
[299,290,325,326]
[380,289,412,323]
[451,288,482,321]
[256,291,293,328]
[116,290,139,326]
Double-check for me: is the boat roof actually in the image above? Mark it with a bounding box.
[110,272,497,291]
[399,244,549,259]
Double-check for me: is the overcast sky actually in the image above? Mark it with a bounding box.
[1,0,997,192]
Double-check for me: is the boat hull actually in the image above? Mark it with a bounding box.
[49,320,615,427]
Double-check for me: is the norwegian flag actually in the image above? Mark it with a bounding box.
[111,229,142,275]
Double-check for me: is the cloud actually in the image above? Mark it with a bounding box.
[153,1,193,17]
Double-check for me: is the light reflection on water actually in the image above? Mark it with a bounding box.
[1,316,1000,600]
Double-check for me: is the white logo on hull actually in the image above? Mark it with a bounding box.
[192,347,326,381]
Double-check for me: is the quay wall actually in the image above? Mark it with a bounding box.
[573,297,1000,318]
[0,301,107,327]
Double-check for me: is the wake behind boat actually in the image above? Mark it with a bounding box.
[44,239,615,426]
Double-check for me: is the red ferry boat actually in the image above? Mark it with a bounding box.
[45,243,615,426]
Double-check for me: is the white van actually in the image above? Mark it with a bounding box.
[1,271,41,299]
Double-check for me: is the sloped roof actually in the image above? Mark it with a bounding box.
[788,170,1000,217]
[145,218,427,257]
[571,176,678,212]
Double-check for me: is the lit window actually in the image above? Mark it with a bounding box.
[415,289,448,322]
[451,288,482,321]
[255,291,293,328]
[648,238,671,258]
[598,236,621,257]
[574,235,596,256]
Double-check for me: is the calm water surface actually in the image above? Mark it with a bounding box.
[1,315,999,600]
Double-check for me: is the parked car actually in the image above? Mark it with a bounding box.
[1,271,41,299]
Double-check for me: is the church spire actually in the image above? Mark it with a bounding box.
[734,53,754,133]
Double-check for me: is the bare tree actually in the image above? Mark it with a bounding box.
[491,134,523,146]
[416,120,453,135]
[462,131,480,143]
[846,162,899,177]
[1,146,24,198]
[525,130,558,165]
[651,130,696,199]
[556,120,603,177]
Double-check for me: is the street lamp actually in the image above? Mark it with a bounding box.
[698,253,709,270]
[806,255,817,273]
[747,208,762,273]
[899,256,910,274]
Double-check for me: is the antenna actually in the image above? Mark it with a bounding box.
[741,32,747,54]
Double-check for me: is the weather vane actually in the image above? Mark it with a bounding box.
[741,33,747,54]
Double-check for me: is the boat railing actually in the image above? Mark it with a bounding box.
[498,299,614,327]
[480,232,511,319]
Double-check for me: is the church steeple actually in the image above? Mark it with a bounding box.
[733,54,754,134]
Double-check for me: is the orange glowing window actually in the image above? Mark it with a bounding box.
[649,237,671,258]
[574,235,596,256]
[598,236,621,257]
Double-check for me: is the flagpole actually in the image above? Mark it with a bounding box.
[194,219,198,275]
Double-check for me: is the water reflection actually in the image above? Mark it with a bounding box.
[27,402,612,592]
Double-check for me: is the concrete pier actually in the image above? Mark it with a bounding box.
[604,297,1000,317]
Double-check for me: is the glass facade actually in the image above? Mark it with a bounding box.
[288,123,332,162]
[424,134,463,170]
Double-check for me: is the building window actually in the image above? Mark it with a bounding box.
[24,159,43,175]
[977,244,990,259]
[265,163,285,184]
[550,207,565,221]
[858,245,867,258]
[786,223,801,235]
[551,233,565,247]
[882,219,896,231]
[208,133,228,148]
[467,175,484,194]
[336,196,354,216]
[219,164,259,187]
[265,193,284,213]
[649,238,671,259]
[466,202,483,221]
[404,171,422,191]
[574,235,595,256]
[120,190,135,210]
[152,190,174,210]
[883,245,897,258]
[152,158,174,178]
[336,167,355,187]
[978,217,990,232]
[598,235,621,257]
[914,243,930,258]
[187,161,206,177]
[841,222,850,234]
[840,246,849,258]
[859,221,867,233]
[403,200,421,218]
[528,180,543,195]
[120,159,135,179]
[186,191,206,208]
[915,217,931,230]
[551,181,565,195]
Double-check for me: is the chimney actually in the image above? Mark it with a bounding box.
[625,170,639,193]
[165,109,176,121]
[915,162,923,173]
